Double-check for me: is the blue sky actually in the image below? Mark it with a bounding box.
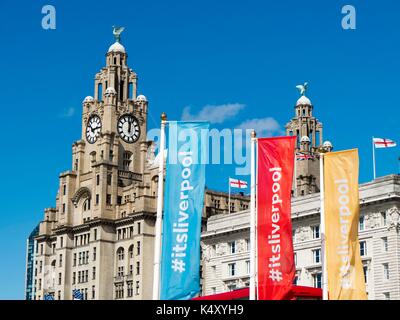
[0,0,399,299]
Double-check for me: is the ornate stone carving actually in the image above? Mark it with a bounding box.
[217,243,227,256]
[296,226,308,242]
[236,240,244,253]
[201,243,211,262]
[387,207,400,231]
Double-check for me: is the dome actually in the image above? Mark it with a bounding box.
[83,96,94,103]
[108,42,126,53]
[323,141,333,148]
[105,87,116,96]
[296,95,312,106]
[136,94,147,102]
[300,136,310,143]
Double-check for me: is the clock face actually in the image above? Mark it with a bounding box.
[118,114,140,143]
[86,115,102,144]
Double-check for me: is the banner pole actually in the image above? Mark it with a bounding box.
[250,130,257,300]
[152,112,167,300]
[320,152,328,300]
[372,137,376,180]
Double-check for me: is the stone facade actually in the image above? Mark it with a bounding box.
[201,175,400,300]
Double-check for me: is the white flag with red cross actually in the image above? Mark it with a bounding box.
[229,178,248,189]
[373,138,397,148]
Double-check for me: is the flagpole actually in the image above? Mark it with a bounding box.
[152,112,167,300]
[319,150,328,300]
[228,177,231,214]
[372,137,376,180]
[250,130,257,300]
[294,154,297,197]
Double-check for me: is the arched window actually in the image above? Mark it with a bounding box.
[98,83,103,101]
[117,247,124,261]
[128,82,133,99]
[123,152,132,171]
[83,199,91,211]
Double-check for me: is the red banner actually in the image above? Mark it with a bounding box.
[257,136,296,300]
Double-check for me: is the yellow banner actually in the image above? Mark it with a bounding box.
[324,149,367,300]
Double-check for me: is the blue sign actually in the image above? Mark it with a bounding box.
[160,121,209,300]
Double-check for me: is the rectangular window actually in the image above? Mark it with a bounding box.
[93,267,96,280]
[107,174,112,185]
[313,249,321,263]
[117,196,122,205]
[360,241,367,256]
[58,273,62,285]
[363,266,368,284]
[106,194,112,205]
[96,175,100,185]
[137,222,141,234]
[359,215,365,231]
[383,263,389,280]
[63,185,66,195]
[229,241,236,254]
[73,253,76,266]
[72,272,76,285]
[59,254,63,267]
[62,203,66,213]
[92,286,95,299]
[382,237,388,252]
[137,241,141,255]
[96,194,99,205]
[312,225,320,239]
[136,262,140,275]
[93,247,97,261]
[381,212,387,226]
[228,263,236,277]
[246,260,250,275]
[94,228,97,241]
[136,281,140,295]
[60,237,63,248]
[313,273,322,288]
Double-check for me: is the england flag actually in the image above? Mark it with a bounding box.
[373,138,397,148]
[229,178,248,189]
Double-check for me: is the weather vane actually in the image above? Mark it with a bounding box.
[112,25,125,43]
[296,82,308,96]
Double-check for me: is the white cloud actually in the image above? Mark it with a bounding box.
[237,117,283,137]
[181,103,245,124]
[59,107,75,118]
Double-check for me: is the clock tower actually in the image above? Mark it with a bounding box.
[33,31,161,300]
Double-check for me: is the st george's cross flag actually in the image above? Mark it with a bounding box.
[296,153,316,161]
[229,178,248,189]
[373,138,397,148]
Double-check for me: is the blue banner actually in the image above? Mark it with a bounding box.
[160,121,209,300]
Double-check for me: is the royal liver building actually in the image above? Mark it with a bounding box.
[28,32,400,300]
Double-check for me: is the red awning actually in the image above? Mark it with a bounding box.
[192,286,322,300]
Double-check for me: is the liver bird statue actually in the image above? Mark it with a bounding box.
[112,26,125,43]
[296,82,308,96]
